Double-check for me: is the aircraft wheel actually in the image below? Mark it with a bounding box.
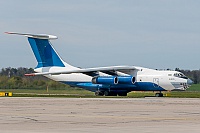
[104,91,110,96]
[155,93,163,97]
[95,91,99,96]
[95,91,104,96]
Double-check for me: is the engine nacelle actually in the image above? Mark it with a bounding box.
[118,76,136,84]
[92,76,118,85]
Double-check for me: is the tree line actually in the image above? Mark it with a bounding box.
[0,67,69,89]
[0,67,199,89]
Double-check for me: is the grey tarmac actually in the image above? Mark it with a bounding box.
[0,97,200,133]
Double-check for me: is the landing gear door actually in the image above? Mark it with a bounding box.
[153,78,159,88]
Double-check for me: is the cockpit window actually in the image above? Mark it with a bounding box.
[174,73,188,79]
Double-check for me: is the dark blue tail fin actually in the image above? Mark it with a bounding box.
[28,38,65,68]
[5,32,67,68]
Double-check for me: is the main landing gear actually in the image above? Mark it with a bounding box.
[95,91,127,96]
[95,91,104,96]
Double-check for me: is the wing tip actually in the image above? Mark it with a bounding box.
[24,73,35,76]
[4,32,12,34]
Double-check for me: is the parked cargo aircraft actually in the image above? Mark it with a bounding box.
[6,32,193,97]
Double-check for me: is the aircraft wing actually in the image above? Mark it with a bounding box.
[25,66,138,76]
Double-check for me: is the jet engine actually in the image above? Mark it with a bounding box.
[118,76,136,84]
[92,76,118,85]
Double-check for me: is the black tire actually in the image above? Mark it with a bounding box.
[155,93,163,97]
[95,91,104,96]
[155,93,159,97]
[159,93,163,97]
[104,91,110,96]
[95,91,99,96]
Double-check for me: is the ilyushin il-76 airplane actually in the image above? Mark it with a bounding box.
[6,32,193,97]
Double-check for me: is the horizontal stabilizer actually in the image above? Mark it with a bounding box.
[5,32,57,40]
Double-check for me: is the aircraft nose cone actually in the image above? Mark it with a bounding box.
[187,78,193,85]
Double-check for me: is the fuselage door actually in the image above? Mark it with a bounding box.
[153,78,159,88]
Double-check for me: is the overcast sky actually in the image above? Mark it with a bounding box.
[1,0,200,70]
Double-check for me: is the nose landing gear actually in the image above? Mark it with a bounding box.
[155,92,163,97]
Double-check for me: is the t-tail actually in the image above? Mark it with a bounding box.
[5,32,76,70]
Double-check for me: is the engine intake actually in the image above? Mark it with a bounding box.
[92,76,118,85]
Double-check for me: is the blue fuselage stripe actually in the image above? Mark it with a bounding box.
[61,81,166,92]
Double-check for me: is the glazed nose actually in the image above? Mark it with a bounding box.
[187,78,193,85]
